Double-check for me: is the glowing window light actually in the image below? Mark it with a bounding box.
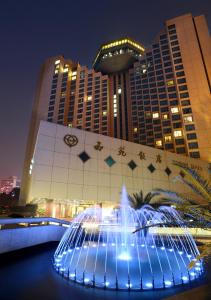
[87,96,92,101]
[174,130,182,137]
[104,281,110,287]
[178,251,183,255]
[187,254,192,258]
[152,112,159,119]
[167,80,174,86]
[151,245,155,248]
[102,243,106,247]
[92,244,97,247]
[54,69,59,74]
[171,107,179,114]
[118,88,122,94]
[133,127,138,133]
[164,135,172,142]
[63,68,69,73]
[70,273,75,278]
[126,283,133,288]
[165,281,172,286]
[141,244,145,247]
[84,278,90,283]
[163,114,169,119]
[169,248,173,252]
[195,267,201,271]
[156,140,162,147]
[184,115,193,123]
[55,59,60,65]
[111,243,115,246]
[190,272,196,276]
[72,71,77,76]
[71,76,76,81]
[161,247,165,250]
[195,262,201,266]
[103,111,107,116]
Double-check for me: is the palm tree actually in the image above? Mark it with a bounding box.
[173,161,211,203]
[128,190,161,210]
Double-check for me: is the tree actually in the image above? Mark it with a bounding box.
[128,191,161,210]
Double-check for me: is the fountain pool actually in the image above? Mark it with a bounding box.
[54,186,203,290]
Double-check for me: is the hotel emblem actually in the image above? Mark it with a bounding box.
[63,134,78,147]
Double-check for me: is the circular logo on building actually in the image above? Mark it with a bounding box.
[63,134,78,147]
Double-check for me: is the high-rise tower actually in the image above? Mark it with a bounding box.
[20,14,211,203]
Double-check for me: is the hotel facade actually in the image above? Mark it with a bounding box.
[20,14,211,216]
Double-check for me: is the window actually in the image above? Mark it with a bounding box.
[190,151,200,158]
[167,80,174,86]
[174,130,182,137]
[164,135,172,142]
[175,138,184,145]
[184,115,193,123]
[188,142,198,149]
[171,107,179,114]
[185,124,195,131]
[133,128,138,133]
[183,107,192,114]
[177,78,186,84]
[152,112,159,119]
[180,92,189,98]
[176,147,186,153]
[176,71,185,77]
[181,100,190,106]
[187,133,197,140]
[162,114,169,119]
[156,140,162,147]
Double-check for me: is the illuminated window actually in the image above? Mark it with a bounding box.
[68,123,72,128]
[71,76,76,81]
[183,115,193,123]
[77,119,82,124]
[164,135,172,142]
[171,107,179,114]
[163,114,169,119]
[167,80,174,86]
[118,88,122,94]
[54,70,59,74]
[103,111,107,116]
[55,59,60,65]
[113,94,117,99]
[156,140,162,147]
[87,96,92,101]
[145,112,151,118]
[133,128,138,133]
[72,71,77,76]
[63,68,69,73]
[174,130,182,137]
[152,112,159,119]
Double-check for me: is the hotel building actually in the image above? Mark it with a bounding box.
[20,13,211,213]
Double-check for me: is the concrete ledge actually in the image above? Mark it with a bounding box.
[0,225,66,253]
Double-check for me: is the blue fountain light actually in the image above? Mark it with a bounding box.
[54,186,203,290]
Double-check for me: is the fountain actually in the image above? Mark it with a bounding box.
[54,186,203,290]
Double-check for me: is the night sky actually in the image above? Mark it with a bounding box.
[0,0,211,180]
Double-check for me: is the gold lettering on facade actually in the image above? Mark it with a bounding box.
[138,151,146,160]
[94,141,103,151]
[118,146,126,156]
[156,154,162,163]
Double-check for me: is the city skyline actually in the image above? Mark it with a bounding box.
[1,0,211,179]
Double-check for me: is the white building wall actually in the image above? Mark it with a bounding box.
[27,121,210,206]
